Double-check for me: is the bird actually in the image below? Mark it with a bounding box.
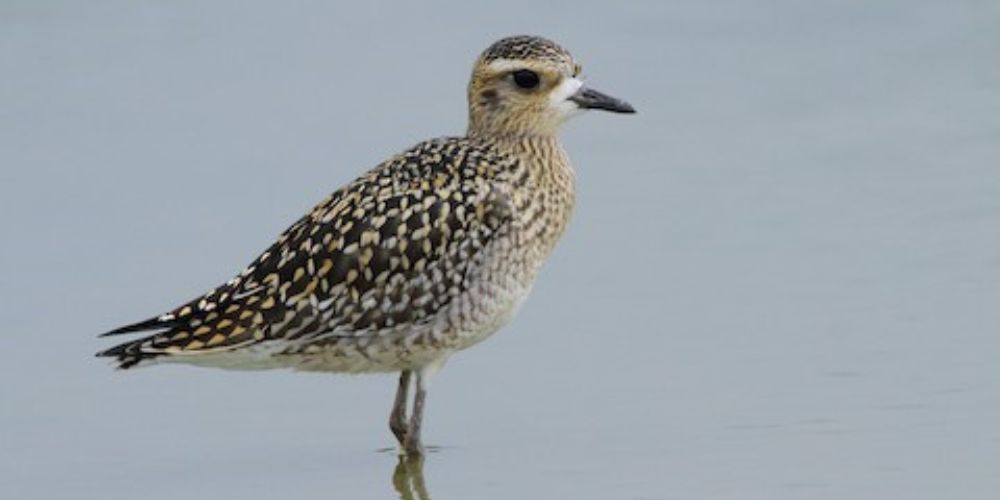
[97,35,634,456]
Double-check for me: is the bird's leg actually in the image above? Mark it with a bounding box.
[403,376,427,457]
[389,370,412,446]
[402,357,445,457]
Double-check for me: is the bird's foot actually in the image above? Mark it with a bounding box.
[402,435,425,458]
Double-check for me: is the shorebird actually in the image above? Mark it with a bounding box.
[97,35,634,456]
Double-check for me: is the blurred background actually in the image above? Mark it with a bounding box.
[1,1,998,499]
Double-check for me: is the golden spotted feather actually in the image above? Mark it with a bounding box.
[98,137,523,369]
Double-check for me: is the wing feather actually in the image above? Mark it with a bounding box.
[97,137,520,369]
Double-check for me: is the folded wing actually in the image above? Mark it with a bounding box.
[97,138,520,369]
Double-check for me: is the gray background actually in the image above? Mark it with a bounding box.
[2,1,999,499]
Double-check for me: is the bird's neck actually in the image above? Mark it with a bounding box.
[485,132,577,258]
[488,133,574,189]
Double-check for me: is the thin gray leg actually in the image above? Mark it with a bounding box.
[403,374,428,456]
[389,370,411,446]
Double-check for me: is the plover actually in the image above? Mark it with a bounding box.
[98,35,634,456]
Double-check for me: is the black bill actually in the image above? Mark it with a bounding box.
[569,87,636,113]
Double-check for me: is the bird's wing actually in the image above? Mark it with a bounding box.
[97,137,520,368]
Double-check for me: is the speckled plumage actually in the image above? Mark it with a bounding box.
[100,135,571,372]
[480,35,574,66]
[98,35,633,455]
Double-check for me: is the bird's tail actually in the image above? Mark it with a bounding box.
[95,315,179,369]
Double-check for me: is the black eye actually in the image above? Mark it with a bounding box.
[512,69,540,89]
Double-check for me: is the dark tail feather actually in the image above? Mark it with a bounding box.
[100,316,177,337]
[95,341,129,358]
[97,315,177,368]
[95,336,163,369]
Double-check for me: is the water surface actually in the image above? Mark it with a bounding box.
[2,1,999,499]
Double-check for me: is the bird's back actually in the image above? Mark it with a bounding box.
[98,136,547,372]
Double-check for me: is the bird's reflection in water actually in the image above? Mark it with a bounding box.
[392,454,431,500]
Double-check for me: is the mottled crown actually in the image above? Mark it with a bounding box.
[479,35,574,66]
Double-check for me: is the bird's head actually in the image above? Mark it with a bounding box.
[467,35,635,138]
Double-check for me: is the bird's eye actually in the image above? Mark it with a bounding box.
[512,69,540,89]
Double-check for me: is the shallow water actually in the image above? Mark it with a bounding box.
[2,1,999,499]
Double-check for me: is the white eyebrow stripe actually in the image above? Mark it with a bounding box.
[485,59,530,73]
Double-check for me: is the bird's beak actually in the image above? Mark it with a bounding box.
[569,86,636,114]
